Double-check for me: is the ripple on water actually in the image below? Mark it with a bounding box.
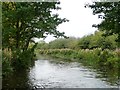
[28,59,118,88]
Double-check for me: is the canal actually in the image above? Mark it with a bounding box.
[2,56,119,89]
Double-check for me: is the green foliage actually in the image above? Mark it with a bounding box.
[11,49,34,70]
[37,31,117,50]
[41,31,117,50]
[49,38,67,49]
[2,2,68,75]
[2,2,68,50]
[36,37,78,49]
[36,41,49,50]
[77,31,117,50]
[77,35,92,49]
[37,30,118,70]
[85,2,120,46]
[39,48,119,70]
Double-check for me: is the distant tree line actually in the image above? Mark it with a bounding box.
[36,31,117,50]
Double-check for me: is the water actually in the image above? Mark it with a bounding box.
[3,57,119,89]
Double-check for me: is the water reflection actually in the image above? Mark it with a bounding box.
[2,57,119,89]
[29,60,118,88]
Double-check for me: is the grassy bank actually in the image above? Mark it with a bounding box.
[39,48,120,70]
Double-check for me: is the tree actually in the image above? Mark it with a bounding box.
[2,2,68,69]
[49,38,67,49]
[2,2,68,51]
[76,31,117,50]
[77,35,92,49]
[65,37,78,49]
[85,2,120,46]
[36,40,49,49]
[90,31,117,49]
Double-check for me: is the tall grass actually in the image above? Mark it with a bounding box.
[2,48,37,77]
[39,48,119,70]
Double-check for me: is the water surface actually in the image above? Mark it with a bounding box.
[3,57,119,89]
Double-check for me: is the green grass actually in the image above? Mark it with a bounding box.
[39,48,119,70]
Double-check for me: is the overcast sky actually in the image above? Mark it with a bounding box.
[35,0,102,43]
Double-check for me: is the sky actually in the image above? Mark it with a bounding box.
[35,0,102,43]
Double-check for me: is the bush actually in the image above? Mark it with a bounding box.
[11,49,35,70]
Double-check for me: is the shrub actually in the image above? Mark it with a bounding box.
[11,49,35,70]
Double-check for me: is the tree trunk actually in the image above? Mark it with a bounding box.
[23,37,32,51]
[16,20,20,49]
